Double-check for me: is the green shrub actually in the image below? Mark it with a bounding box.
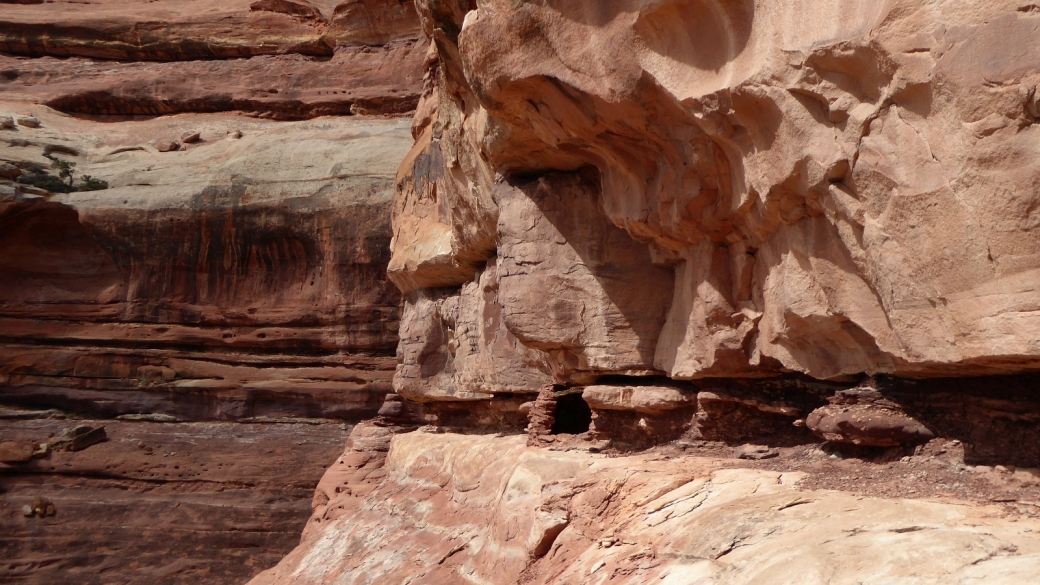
[15,158,109,193]
[45,154,76,191]
[78,175,108,191]
[18,168,69,193]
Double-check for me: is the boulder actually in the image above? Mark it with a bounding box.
[806,386,934,447]
[0,441,35,463]
[582,385,694,415]
[155,139,180,152]
[0,162,21,179]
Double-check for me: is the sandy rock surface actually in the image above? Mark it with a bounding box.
[252,430,1040,585]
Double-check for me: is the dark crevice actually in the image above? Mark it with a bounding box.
[550,393,592,435]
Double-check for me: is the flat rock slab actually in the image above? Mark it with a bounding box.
[252,431,1040,585]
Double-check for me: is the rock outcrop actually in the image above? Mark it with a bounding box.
[391,0,1040,391]
[0,105,410,421]
[0,1,423,583]
[252,430,1040,585]
[252,2,1040,581]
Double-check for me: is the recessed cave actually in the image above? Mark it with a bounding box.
[550,393,592,435]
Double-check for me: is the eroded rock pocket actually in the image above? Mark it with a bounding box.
[550,392,592,435]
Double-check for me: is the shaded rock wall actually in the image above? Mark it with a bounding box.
[1,416,354,583]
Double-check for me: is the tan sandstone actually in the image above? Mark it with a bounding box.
[390,0,1040,393]
[252,431,1040,585]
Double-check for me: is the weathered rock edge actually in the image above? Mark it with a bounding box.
[251,429,1040,585]
[390,0,1040,394]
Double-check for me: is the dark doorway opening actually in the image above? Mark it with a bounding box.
[551,393,592,434]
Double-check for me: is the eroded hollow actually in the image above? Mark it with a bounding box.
[551,393,592,435]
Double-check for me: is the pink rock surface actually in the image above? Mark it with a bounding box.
[390,0,1040,391]
[251,430,1040,585]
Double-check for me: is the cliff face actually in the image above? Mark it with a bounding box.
[391,0,1040,391]
[0,109,409,421]
[254,2,1040,583]
[0,1,421,583]
[7,1,1040,583]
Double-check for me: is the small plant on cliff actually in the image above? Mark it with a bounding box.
[16,155,109,193]
[19,167,68,193]
[46,154,76,191]
[78,175,108,191]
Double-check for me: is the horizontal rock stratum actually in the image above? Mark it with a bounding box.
[391,0,1040,392]
[0,0,424,582]
[0,105,411,421]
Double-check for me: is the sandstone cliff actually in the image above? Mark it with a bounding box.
[0,0,422,582]
[7,0,1040,583]
[391,0,1040,390]
[255,1,1040,583]
[1,107,409,422]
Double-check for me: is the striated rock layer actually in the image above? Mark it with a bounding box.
[0,0,425,119]
[0,1,425,582]
[1,416,353,584]
[0,105,412,421]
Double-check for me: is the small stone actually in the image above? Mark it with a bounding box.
[0,163,21,179]
[228,130,243,139]
[156,139,181,152]
[45,503,55,516]
[22,505,33,517]
[17,116,40,128]
[180,131,201,144]
[994,465,1010,474]
[738,444,779,460]
[0,441,35,463]
[0,116,14,130]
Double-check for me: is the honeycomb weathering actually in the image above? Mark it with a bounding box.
[390,0,1040,389]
